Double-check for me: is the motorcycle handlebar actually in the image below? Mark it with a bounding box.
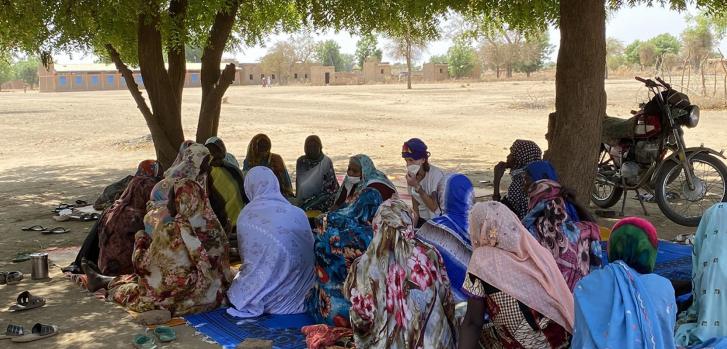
[635,76,659,88]
[655,76,672,90]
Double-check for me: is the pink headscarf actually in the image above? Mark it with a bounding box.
[466,201,575,332]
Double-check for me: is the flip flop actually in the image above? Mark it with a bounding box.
[12,252,32,263]
[75,200,88,206]
[52,215,70,222]
[11,323,58,343]
[153,326,176,342]
[0,324,25,340]
[41,227,71,234]
[6,271,23,285]
[21,225,46,232]
[80,213,100,222]
[9,291,46,312]
[133,334,157,349]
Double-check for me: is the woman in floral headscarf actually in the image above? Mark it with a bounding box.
[459,201,573,349]
[344,199,456,349]
[83,178,232,316]
[521,160,602,291]
[573,217,676,349]
[492,140,542,219]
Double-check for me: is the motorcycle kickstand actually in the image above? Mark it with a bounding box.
[619,179,628,217]
[634,188,649,216]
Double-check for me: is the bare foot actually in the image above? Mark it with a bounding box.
[81,260,113,292]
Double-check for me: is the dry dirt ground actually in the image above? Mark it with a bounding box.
[1,79,726,348]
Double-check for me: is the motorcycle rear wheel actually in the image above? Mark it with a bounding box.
[655,153,727,227]
[591,149,624,208]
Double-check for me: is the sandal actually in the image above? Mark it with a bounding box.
[12,252,32,263]
[6,271,23,285]
[75,200,88,206]
[133,334,157,349]
[0,324,24,340]
[80,213,100,222]
[9,291,46,312]
[52,204,75,213]
[153,326,176,342]
[41,227,71,234]
[11,323,58,343]
[21,225,46,232]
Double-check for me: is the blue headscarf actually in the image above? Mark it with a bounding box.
[525,160,581,222]
[573,261,676,349]
[430,174,474,245]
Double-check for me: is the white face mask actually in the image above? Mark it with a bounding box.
[346,176,361,186]
[407,164,421,176]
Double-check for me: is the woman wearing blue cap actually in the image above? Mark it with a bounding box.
[402,138,446,227]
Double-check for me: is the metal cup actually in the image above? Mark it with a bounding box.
[30,253,49,280]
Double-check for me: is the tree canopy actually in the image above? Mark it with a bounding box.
[354,34,383,68]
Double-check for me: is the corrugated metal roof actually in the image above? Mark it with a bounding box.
[53,62,244,73]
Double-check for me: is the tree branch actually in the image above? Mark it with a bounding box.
[167,0,188,103]
[105,44,154,121]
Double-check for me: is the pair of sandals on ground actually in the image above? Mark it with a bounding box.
[2,291,58,343]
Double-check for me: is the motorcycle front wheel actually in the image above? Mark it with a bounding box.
[655,153,727,226]
[591,148,624,208]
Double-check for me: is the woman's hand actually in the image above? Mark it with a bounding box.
[405,173,420,187]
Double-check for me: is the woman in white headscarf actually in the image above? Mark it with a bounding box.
[226,166,316,318]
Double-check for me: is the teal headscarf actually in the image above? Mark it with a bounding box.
[334,154,395,207]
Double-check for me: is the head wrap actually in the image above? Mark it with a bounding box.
[401,138,430,160]
[525,160,559,182]
[608,217,658,274]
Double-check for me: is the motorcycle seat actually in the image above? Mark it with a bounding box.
[602,115,636,145]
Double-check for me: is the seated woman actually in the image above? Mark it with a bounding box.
[345,199,456,348]
[205,136,240,168]
[306,188,383,327]
[243,133,294,198]
[63,160,162,274]
[416,173,474,302]
[402,138,446,227]
[459,202,574,349]
[521,160,602,291]
[145,142,211,237]
[83,178,231,316]
[572,217,675,349]
[330,154,396,211]
[295,135,339,213]
[492,139,542,219]
[205,136,247,233]
[675,203,727,347]
[226,166,315,318]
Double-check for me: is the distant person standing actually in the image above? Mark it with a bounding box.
[402,138,445,228]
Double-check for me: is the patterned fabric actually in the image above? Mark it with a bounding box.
[502,140,542,219]
[344,199,457,349]
[226,166,315,318]
[522,179,602,291]
[97,176,158,275]
[676,203,727,346]
[108,178,231,316]
[145,143,210,236]
[607,217,658,274]
[417,173,475,302]
[334,154,396,208]
[296,145,339,212]
[573,261,676,349]
[463,275,571,349]
[306,188,383,326]
[467,201,574,333]
[243,134,294,198]
[524,160,579,221]
[135,159,163,178]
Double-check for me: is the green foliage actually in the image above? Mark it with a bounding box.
[315,40,347,71]
[513,32,552,75]
[0,55,13,88]
[429,54,448,64]
[682,14,715,67]
[354,34,382,68]
[340,53,355,71]
[446,37,477,78]
[649,33,680,57]
[624,40,642,67]
[184,45,203,63]
[13,57,40,87]
[606,37,625,70]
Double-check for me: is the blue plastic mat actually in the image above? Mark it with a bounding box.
[600,240,692,281]
[184,308,315,349]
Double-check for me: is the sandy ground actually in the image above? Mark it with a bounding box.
[1,79,726,348]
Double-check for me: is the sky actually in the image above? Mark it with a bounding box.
[54,4,727,65]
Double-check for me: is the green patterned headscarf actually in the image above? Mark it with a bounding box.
[607,217,659,274]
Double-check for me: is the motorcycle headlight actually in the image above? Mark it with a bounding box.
[686,105,700,128]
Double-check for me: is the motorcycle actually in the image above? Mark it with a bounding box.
[592,76,727,226]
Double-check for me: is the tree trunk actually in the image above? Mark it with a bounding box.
[196,0,241,142]
[604,62,609,79]
[496,66,500,78]
[701,59,707,96]
[547,0,606,204]
[406,38,412,90]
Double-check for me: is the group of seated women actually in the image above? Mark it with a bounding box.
[67,135,727,348]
